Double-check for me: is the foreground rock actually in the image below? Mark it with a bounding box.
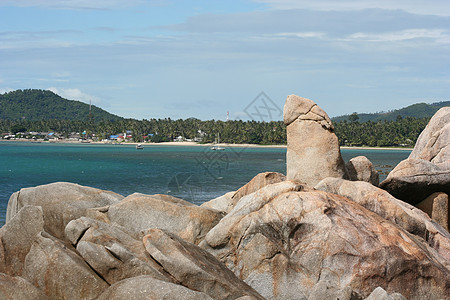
[346,156,379,186]
[0,273,48,300]
[6,182,123,239]
[416,192,449,231]
[380,107,450,204]
[201,181,450,300]
[315,178,450,265]
[284,94,348,186]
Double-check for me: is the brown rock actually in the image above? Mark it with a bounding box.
[283,95,348,186]
[416,192,449,232]
[315,177,450,265]
[23,231,109,300]
[201,182,449,300]
[96,276,213,300]
[143,228,264,300]
[380,107,450,204]
[0,206,44,276]
[232,172,286,202]
[6,182,123,240]
[106,193,224,244]
[200,191,236,214]
[0,273,48,300]
[346,156,379,186]
[65,217,171,285]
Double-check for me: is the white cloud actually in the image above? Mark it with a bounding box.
[0,0,149,10]
[47,87,101,105]
[346,29,450,44]
[253,0,450,17]
[0,87,14,94]
[275,32,326,39]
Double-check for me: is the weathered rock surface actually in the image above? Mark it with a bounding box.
[201,182,450,300]
[315,177,450,265]
[284,94,348,186]
[200,191,236,214]
[0,273,48,300]
[23,231,109,300]
[380,107,450,204]
[0,206,44,276]
[6,182,123,239]
[65,217,171,285]
[346,156,379,186]
[416,192,449,232]
[103,193,224,244]
[232,172,286,202]
[96,275,214,300]
[144,228,264,300]
[365,287,407,300]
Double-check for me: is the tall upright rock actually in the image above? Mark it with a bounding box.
[284,95,348,186]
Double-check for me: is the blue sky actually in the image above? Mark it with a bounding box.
[0,0,449,120]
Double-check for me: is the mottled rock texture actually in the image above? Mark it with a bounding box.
[284,94,348,186]
[346,156,379,186]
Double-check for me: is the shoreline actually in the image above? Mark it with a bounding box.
[1,139,413,150]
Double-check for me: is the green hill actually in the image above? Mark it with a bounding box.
[332,101,450,123]
[0,89,122,121]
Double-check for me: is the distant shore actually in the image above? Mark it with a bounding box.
[1,139,413,151]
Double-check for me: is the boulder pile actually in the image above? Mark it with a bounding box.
[0,96,448,300]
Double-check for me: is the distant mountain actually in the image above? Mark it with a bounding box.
[0,89,122,121]
[332,101,450,123]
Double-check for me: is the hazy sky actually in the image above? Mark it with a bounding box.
[0,0,449,120]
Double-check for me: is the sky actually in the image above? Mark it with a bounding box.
[0,0,449,121]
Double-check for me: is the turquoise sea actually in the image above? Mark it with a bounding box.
[0,141,411,226]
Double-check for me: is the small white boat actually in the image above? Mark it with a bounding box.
[211,133,225,151]
[136,144,144,150]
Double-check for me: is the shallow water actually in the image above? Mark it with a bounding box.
[0,141,411,226]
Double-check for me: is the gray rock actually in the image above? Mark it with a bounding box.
[0,273,48,300]
[364,287,406,300]
[143,228,264,300]
[23,231,108,300]
[201,182,450,299]
[106,193,224,244]
[308,281,362,300]
[200,191,236,214]
[380,107,450,204]
[284,95,348,186]
[96,275,213,300]
[416,192,449,231]
[346,156,379,186]
[0,206,44,276]
[6,182,123,240]
[65,217,171,285]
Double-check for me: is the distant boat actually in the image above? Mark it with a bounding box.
[211,133,225,151]
[136,144,144,150]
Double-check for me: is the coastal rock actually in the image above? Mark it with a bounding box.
[200,191,236,214]
[416,192,448,231]
[232,172,286,202]
[346,156,379,186]
[65,217,171,285]
[96,276,213,300]
[201,182,450,299]
[0,206,44,276]
[105,193,224,244]
[365,287,407,300]
[284,95,348,186]
[380,107,450,204]
[143,228,264,300]
[0,273,48,300]
[6,182,123,239]
[315,177,450,265]
[23,231,109,300]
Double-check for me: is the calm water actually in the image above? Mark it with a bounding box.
[0,141,411,226]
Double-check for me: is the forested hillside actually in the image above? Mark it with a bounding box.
[0,89,122,121]
[332,101,449,123]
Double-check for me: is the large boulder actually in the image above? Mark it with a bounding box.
[0,273,48,300]
[416,192,448,231]
[6,182,123,240]
[346,156,379,186]
[201,182,449,300]
[284,95,348,186]
[23,231,109,300]
[200,192,236,214]
[315,178,450,265]
[65,217,171,285]
[144,228,264,300]
[96,276,213,300]
[0,206,44,276]
[380,107,450,204]
[103,193,224,244]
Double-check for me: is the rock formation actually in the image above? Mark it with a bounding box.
[380,107,450,204]
[284,94,348,186]
[416,192,449,231]
[346,156,379,186]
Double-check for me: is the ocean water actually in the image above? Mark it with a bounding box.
[0,141,411,226]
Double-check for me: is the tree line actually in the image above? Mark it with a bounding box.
[0,116,430,147]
